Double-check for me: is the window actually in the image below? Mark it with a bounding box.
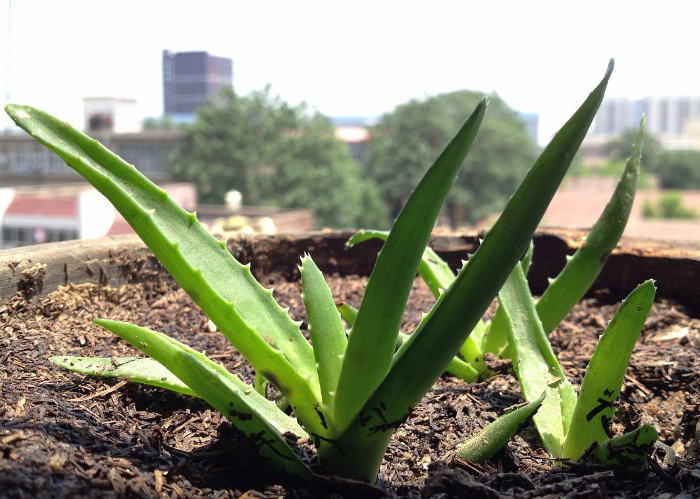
[1,225,79,249]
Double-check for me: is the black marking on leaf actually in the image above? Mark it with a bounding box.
[368,419,403,436]
[310,432,338,449]
[227,401,253,421]
[602,428,654,467]
[586,397,615,422]
[371,402,389,425]
[250,431,294,461]
[313,403,328,429]
[603,389,614,398]
[359,411,372,428]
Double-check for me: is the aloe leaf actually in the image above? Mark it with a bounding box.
[481,308,510,357]
[480,240,535,358]
[321,62,613,481]
[592,424,658,472]
[92,318,312,479]
[4,105,326,436]
[347,230,456,297]
[562,280,655,460]
[337,302,358,327]
[50,356,196,396]
[332,99,488,428]
[497,264,576,457]
[348,230,487,375]
[340,302,478,381]
[178,352,313,479]
[537,118,645,333]
[455,392,545,462]
[254,370,269,396]
[522,240,535,275]
[300,254,348,421]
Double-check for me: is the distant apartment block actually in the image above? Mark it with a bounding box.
[591,96,700,149]
[0,130,185,187]
[163,50,233,118]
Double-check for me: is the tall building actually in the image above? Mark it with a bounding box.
[163,50,233,118]
[592,96,700,146]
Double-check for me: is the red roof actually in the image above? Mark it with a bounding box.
[106,219,135,236]
[5,197,78,218]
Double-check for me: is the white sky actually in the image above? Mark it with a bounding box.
[1,0,699,144]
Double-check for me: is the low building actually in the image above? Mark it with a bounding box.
[0,130,185,187]
[0,183,196,249]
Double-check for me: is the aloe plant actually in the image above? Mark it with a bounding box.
[6,60,614,483]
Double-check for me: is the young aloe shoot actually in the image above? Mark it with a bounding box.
[499,267,657,468]
[6,60,614,483]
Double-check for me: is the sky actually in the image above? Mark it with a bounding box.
[1,0,699,144]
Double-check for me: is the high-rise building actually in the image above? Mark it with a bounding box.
[592,96,700,139]
[163,50,233,118]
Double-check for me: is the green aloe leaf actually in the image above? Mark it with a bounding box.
[321,62,613,481]
[339,301,479,381]
[92,318,312,479]
[347,230,487,375]
[497,264,576,457]
[4,104,326,437]
[537,117,645,333]
[455,392,545,462]
[592,424,658,473]
[50,356,196,396]
[347,230,456,297]
[337,302,358,327]
[563,280,655,460]
[483,117,641,357]
[332,99,488,429]
[300,254,348,422]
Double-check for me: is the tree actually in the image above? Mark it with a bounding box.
[604,127,663,170]
[365,91,538,227]
[169,88,387,228]
[651,150,700,189]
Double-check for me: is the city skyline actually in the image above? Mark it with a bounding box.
[2,1,700,144]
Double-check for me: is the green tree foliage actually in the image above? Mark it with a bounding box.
[604,127,663,169]
[142,116,185,131]
[365,91,538,227]
[169,88,387,228]
[650,150,700,189]
[643,191,697,219]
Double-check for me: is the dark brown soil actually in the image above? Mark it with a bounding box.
[1,267,700,498]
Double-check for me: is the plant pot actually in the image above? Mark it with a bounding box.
[1,230,699,498]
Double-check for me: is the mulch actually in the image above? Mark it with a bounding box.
[1,261,700,498]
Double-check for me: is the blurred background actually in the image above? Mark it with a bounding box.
[1,0,700,248]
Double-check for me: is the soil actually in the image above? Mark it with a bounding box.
[1,265,700,498]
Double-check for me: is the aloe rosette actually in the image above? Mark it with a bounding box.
[7,60,616,482]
